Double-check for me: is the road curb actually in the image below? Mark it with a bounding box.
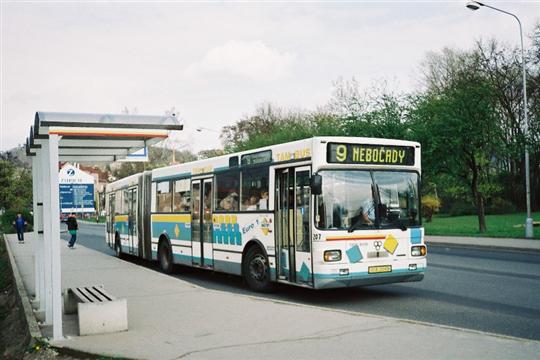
[3,234,44,345]
[426,241,540,254]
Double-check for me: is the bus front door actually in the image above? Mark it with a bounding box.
[191,178,214,268]
[276,167,313,286]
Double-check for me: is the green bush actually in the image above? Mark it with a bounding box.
[421,195,441,222]
[486,197,517,215]
[448,201,477,217]
[0,209,33,234]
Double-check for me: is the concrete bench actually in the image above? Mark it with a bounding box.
[64,285,128,336]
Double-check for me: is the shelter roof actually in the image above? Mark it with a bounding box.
[26,112,182,162]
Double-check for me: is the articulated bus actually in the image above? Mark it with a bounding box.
[105,137,426,291]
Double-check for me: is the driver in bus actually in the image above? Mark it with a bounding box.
[350,200,375,227]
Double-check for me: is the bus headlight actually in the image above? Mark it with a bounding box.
[411,246,427,257]
[324,250,341,262]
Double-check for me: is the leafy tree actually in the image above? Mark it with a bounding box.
[475,37,540,211]
[0,160,33,213]
[328,78,412,140]
[221,104,344,152]
[412,55,501,232]
[0,160,16,211]
[198,149,225,159]
[110,146,198,180]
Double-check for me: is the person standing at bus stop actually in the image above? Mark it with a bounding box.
[66,213,78,248]
[13,213,27,243]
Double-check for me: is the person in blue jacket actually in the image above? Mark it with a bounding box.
[13,213,27,243]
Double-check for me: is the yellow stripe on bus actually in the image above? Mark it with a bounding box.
[151,214,191,223]
[115,215,129,222]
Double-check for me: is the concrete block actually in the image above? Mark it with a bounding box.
[63,290,78,315]
[77,299,128,336]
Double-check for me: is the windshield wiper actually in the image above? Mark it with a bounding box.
[347,218,371,233]
[383,217,407,231]
[396,220,407,231]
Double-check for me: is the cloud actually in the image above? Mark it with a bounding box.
[184,40,296,81]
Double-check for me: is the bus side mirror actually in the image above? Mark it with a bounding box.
[310,174,322,195]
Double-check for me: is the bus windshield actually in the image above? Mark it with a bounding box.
[315,170,420,231]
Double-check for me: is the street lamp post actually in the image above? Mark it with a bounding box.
[466,1,534,238]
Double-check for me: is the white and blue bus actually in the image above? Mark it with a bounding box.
[105,137,426,291]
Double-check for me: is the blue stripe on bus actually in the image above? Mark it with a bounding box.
[114,221,129,235]
[152,221,191,241]
[411,228,422,244]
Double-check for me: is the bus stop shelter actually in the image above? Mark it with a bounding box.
[25,112,183,340]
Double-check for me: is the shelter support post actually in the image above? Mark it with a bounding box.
[37,151,45,313]
[48,134,63,340]
[31,155,44,310]
[41,142,53,325]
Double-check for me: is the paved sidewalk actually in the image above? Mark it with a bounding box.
[6,233,540,360]
[426,235,540,252]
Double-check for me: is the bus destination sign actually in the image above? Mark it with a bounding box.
[327,143,415,166]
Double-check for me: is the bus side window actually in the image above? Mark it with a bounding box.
[241,166,269,211]
[115,190,122,215]
[123,189,130,214]
[173,179,191,212]
[215,170,239,211]
[156,181,172,213]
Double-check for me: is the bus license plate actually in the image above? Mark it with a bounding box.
[368,265,392,274]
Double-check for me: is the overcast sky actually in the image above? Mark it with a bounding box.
[1,1,539,153]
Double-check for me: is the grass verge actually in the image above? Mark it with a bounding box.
[424,211,540,239]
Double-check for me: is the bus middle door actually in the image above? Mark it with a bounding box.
[191,178,214,268]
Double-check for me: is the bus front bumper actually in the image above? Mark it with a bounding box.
[313,268,425,289]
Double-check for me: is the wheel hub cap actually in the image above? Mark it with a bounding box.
[249,255,267,281]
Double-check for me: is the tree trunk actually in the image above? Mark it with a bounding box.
[476,193,487,233]
[470,157,487,233]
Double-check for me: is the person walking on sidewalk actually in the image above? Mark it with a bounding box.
[66,213,78,248]
[13,213,27,243]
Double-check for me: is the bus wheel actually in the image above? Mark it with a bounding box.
[243,246,274,292]
[158,241,174,274]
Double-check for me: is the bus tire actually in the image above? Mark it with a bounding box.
[115,234,123,259]
[158,240,174,274]
[243,246,274,293]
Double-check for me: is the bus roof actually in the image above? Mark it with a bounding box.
[151,136,420,182]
